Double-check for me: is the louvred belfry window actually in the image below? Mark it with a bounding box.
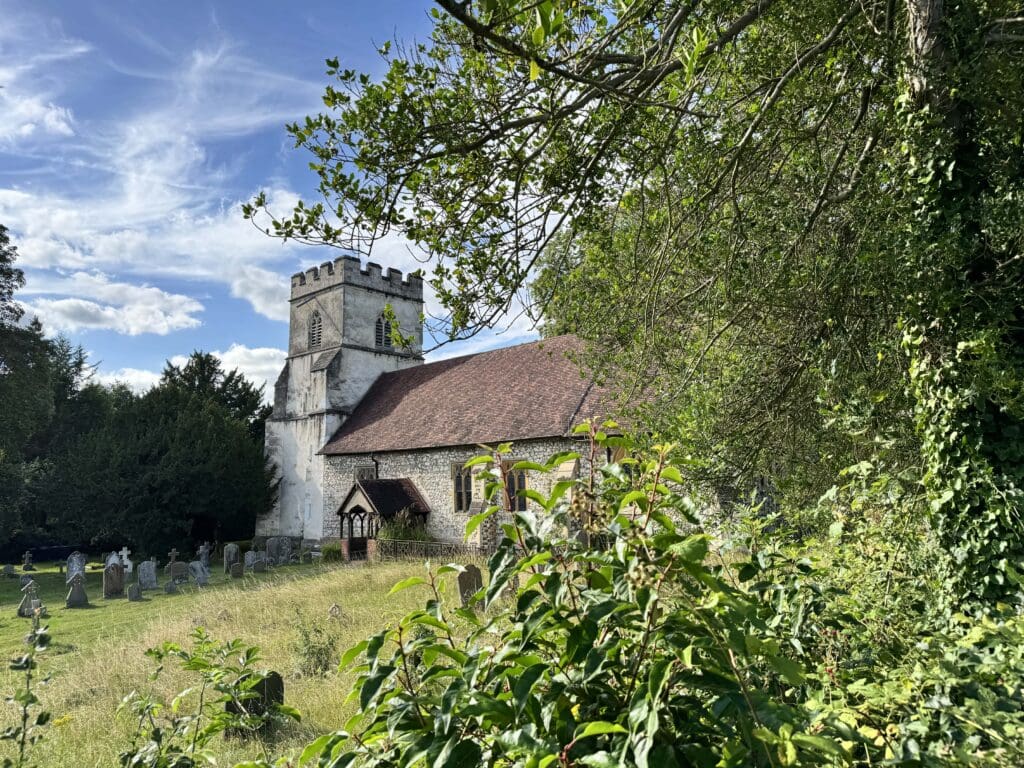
[375,314,393,349]
[308,311,323,349]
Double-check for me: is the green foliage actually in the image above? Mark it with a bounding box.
[1,625,51,768]
[291,610,339,677]
[320,543,344,563]
[0,224,24,328]
[376,508,435,543]
[119,629,298,768]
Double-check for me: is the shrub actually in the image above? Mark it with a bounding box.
[377,506,434,542]
[291,610,339,677]
[321,542,344,563]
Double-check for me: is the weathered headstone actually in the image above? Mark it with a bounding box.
[223,543,240,574]
[198,542,211,569]
[458,564,483,608]
[230,562,244,579]
[266,537,292,566]
[243,550,255,570]
[104,561,125,599]
[253,557,268,574]
[168,561,189,584]
[119,546,133,574]
[17,580,39,617]
[301,551,313,564]
[167,547,179,563]
[164,580,179,594]
[2,564,16,579]
[127,583,143,602]
[225,671,284,732]
[19,574,32,588]
[66,552,86,583]
[138,558,158,590]
[189,560,209,587]
[65,572,89,608]
[105,551,121,569]
[22,551,35,571]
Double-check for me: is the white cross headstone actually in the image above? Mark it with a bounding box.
[119,546,133,574]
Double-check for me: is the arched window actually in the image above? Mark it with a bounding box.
[375,314,393,349]
[502,461,528,513]
[308,310,322,349]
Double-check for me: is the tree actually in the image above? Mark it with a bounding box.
[0,224,24,328]
[248,0,1024,605]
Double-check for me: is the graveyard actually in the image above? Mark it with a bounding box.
[0,554,471,765]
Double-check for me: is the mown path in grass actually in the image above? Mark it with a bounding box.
[0,559,463,767]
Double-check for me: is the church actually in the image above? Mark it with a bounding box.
[256,256,611,552]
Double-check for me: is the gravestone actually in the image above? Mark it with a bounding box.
[198,542,211,569]
[66,551,87,583]
[189,561,209,587]
[223,543,240,574]
[105,551,121,569]
[22,551,35,571]
[19,574,32,588]
[127,583,143,602]
[2,564,15,579]
[301,551,313,564]
[243,550,256,570]
[164,580,178,594]
[65,572,89,608]
[458,564,483,608]
[225,671,284,732]
[230,562,243,579]
[103,561,125,599]
[253,557,268,574]
[119,546,133,574]
[168,561,189,584]
[138,558,158,590]
[266,537,292,566]
[17,580,39,618]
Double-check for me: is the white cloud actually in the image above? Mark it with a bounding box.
[94,344,286,400]
[19,271,204,335]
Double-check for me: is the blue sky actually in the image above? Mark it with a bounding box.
[0,1,537,395]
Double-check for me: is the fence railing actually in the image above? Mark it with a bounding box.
[374,538,489,562]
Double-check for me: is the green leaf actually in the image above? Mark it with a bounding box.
[530,60,541,81]
[576,721,628,739]
[767,654,805,686]
[669,534,709,564]
[389,576,428,595]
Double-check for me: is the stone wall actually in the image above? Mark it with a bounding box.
[322,437,582,544]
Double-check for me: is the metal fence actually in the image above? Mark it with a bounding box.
[374,538,489,562]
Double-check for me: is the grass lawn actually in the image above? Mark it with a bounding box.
[0,557,470,767]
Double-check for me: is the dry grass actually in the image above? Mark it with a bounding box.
[0,560,451,767]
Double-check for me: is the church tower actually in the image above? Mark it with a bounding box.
[259,256,424,542]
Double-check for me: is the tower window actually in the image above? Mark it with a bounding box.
[453,464,473,513]
[375,314,393,349]
[308,310,323,349]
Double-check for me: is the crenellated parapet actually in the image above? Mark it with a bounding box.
[290,255,424,301]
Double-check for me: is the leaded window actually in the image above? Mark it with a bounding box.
[502,461,528,512]
[453,464,473,513]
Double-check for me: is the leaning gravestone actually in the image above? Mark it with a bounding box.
[457,564,484,608]
[17,580,39,617]
[223,543,240,574]
[138,558,158,590]
[66,572,89,608]
[66,551,86,583]
[168,561,189,584]
[189,561,209,587]
[19,574,32,588]
[230,562,244,579]
[127,583,143,602]
[104,561,125,599]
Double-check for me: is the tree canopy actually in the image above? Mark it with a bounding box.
[249,0,1024,605]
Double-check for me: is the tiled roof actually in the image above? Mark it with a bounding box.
[341,478,430,519]
[321,335,613,455]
